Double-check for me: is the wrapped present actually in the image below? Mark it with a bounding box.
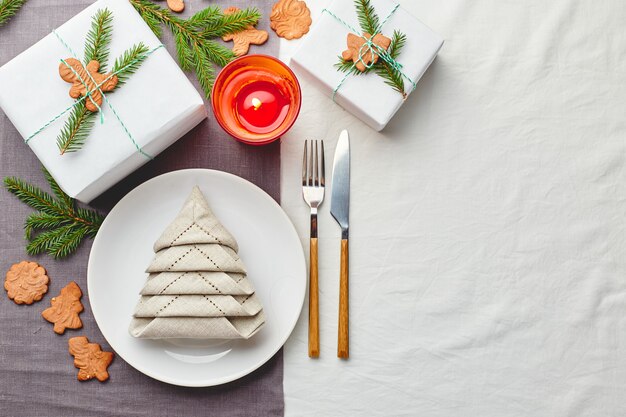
[0,0,206,203]
[290,0,443,131]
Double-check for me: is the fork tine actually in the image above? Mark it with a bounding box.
[320,140,325,187]
[313,140,320,187]
[302,140,308,186]
[308,140,314,186]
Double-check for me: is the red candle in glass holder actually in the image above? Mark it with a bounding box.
[211,55,301,145]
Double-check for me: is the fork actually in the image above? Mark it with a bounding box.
[302,139,325,358]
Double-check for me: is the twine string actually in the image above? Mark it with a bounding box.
[322,4,417,101]
[26,30,163,160]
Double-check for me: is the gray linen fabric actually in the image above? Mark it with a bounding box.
[0,1,283,416]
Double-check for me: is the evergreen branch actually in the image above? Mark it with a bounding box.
[373,30,406,97]
[83,8,114,70]
[111,42,150,86]
[199,40,234,68]
[0,0,27,27]
[198,8,260,38]
[174,30,194,71]
[132,0,163,37]
[24,212,69,239]
[4,176,66,216]
[388,29,406,60]
[26,224,77,256]
[191,42,216,98]
[42,167,73,209]
[335,56,371,76]
[354,0,379,35]
[129,0,259,98]
[56,101,97,154]
[4,169,105,258]
[47,226,89,258]
[187,5,222,26]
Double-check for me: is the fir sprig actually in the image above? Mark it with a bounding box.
[56,102,97,155]
[129,0,261,98]
[111,42,151,86]
[0,0,27,27]
[83,8,113,70]
[355,0,379,35]
[336,0,408,98]
[4,167,105,258]
[373,30,407,97]
[55,9,150,154]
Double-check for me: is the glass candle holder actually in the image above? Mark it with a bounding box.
[211,55,302,145]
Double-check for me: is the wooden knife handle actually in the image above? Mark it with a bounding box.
[308,237,320,358]
[338,238,349,358]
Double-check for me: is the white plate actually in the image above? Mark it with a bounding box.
[88,169,306,387]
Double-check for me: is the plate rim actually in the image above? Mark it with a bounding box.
[87,168,306,387]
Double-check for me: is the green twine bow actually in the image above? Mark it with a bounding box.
[323,2,416,100]
[25,29,162,160]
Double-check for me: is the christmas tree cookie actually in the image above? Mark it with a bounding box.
[129,186,265,339]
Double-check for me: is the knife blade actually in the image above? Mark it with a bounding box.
[330,129,350,358]
[330,130,350,238]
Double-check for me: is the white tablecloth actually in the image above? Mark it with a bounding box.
[280,0,626,415]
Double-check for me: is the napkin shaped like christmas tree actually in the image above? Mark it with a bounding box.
[129,186,265,339]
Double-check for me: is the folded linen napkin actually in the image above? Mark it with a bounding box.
[129,186,265,340]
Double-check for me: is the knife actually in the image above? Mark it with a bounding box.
[330,129,350,359]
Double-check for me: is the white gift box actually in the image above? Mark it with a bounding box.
[290,0,443,131]
[0,0,206,203]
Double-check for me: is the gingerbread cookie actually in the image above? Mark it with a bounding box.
[222,7,269,57]
[166,0,184,13]
[4,261,49,305]
[68,337,114,382]
[270,0,312,40]
[59,58,118,112]
[342,32,392,72]
[42,281,84,334]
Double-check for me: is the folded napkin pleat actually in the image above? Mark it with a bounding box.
[133,294,262,318]
[129,311,265,339]
[139,272,253,295]
[129,186,265,340]
[145,244,246,274]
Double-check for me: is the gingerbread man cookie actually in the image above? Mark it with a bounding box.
[42,281,84,335]
[270,0,312,40]
[68,337,114,382]
[59,58,118,112]
[222,7,269,56]
[4,261,49,305]
[342,32,392,72]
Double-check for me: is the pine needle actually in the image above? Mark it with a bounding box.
[129,0,260,98]
[111,42,150,86]
[374,30,407,97]
[354,0,379,35]
[83,8,113,70]
[56,101,97,154]
[4,167,105,259]
[0,0,27,27]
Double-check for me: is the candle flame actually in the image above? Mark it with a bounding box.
[251,97,262,110]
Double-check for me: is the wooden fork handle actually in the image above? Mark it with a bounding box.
[338,238,349,359]
[308,237,320,357]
